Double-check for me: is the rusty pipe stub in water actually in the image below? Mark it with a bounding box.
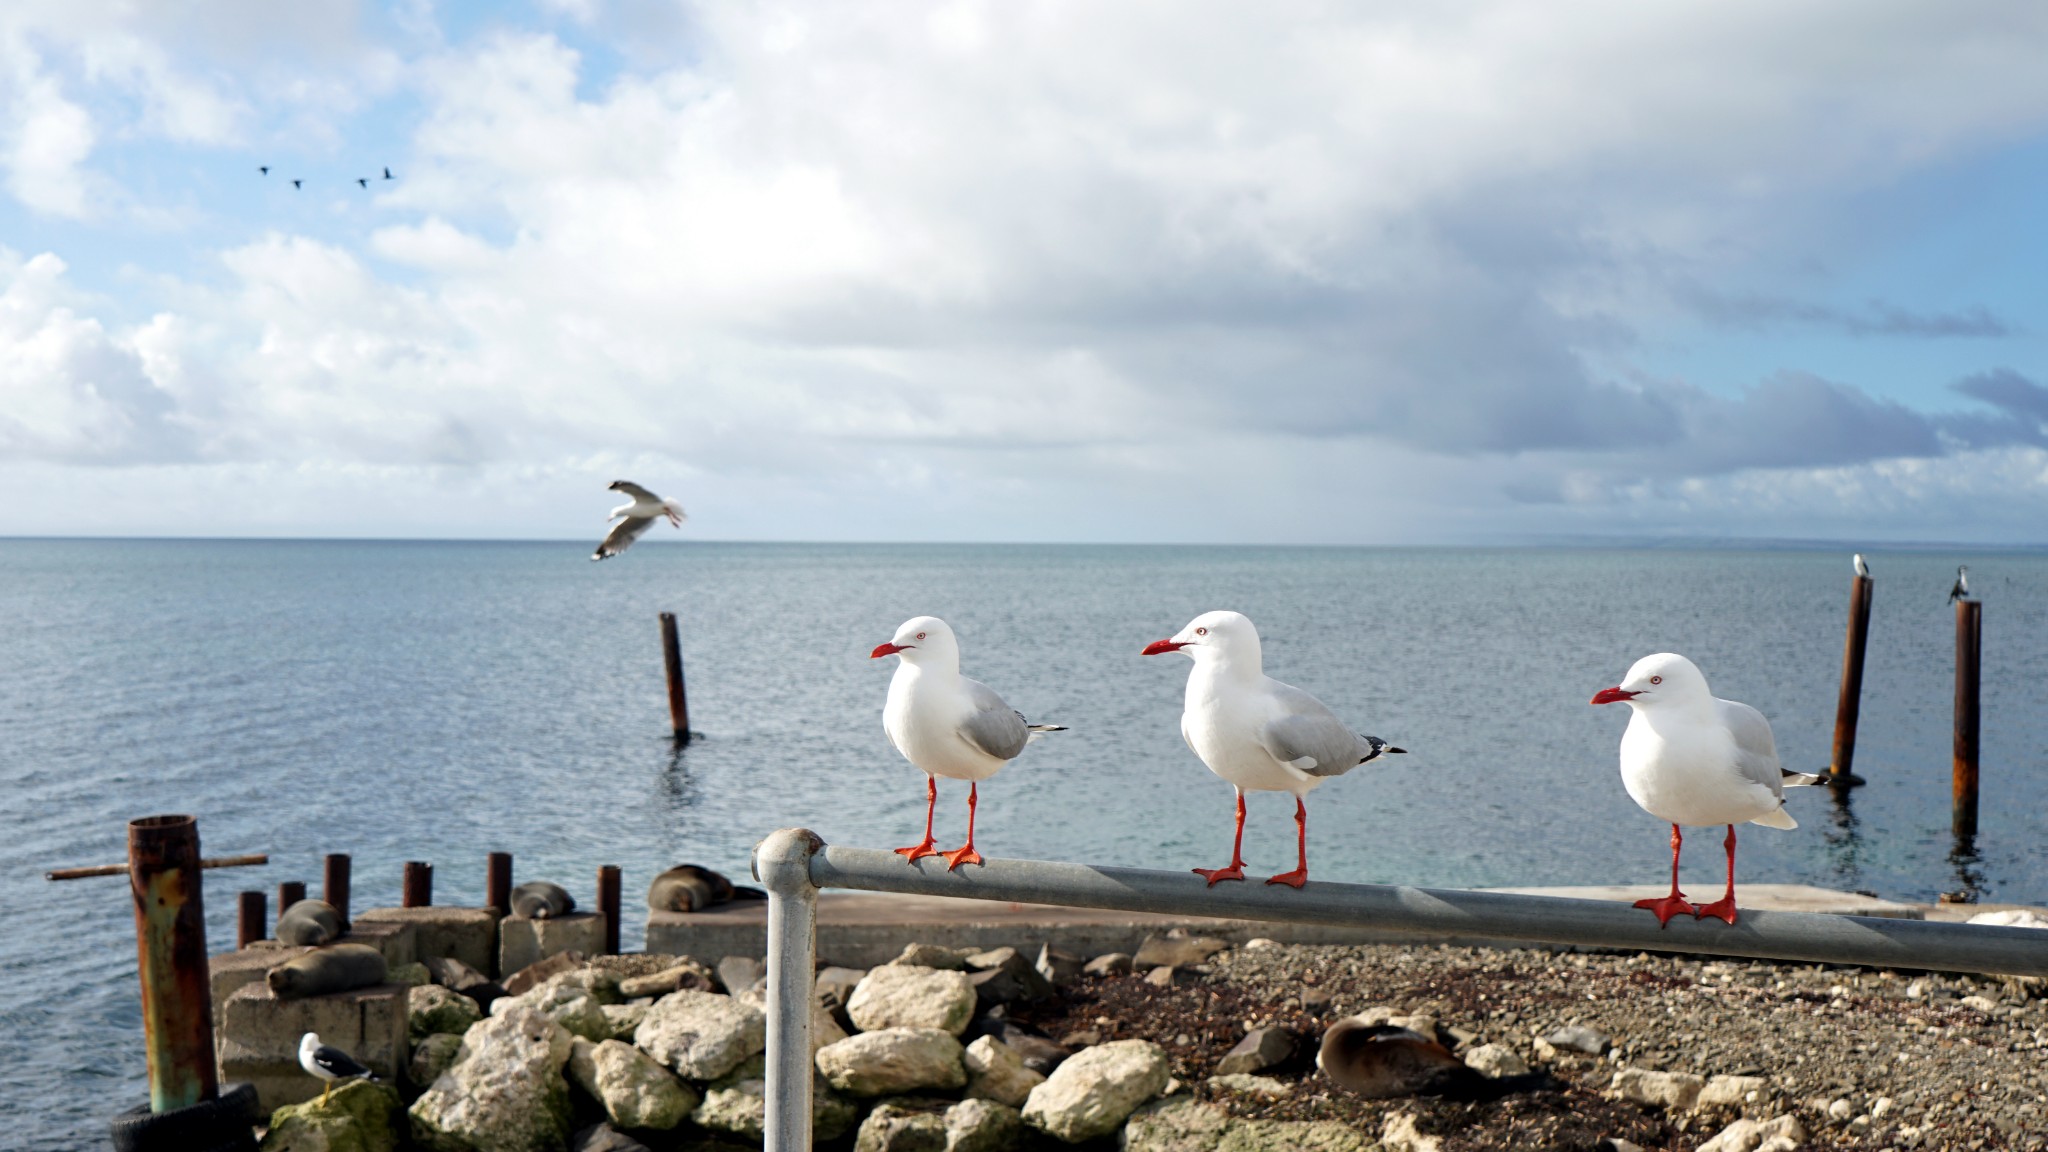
[128,814,220,1113]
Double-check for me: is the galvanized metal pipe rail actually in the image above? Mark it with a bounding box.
[753,828,2048,1151]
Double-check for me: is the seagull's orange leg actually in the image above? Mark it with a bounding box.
[942,782,984,870]
[1194,788,1249,884]
[1634,823,1695,926]
[1265,796,1311,888]
[894,776,940,862]
[1692,825,1740,924]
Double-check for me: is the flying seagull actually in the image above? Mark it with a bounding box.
[871,616,1065,870]
[299,1032,376,1105]
[383,167,395,180]
[1853,553,1868,578]
[1592,652,1820,926]
[292,179,302,189]
[259,166,270,175]
[357,178,369,188]
[1948,565,1970,604]
[592,480,685,561]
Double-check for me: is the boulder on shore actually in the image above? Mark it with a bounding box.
[1020,1038,1169,1142]
[567,1036,696,1131]
[815,1028,968,1097]
[260,1079,403,1152]
[408,1004,575,1152]
[633,989,765,1081]
[847,964,978,1035]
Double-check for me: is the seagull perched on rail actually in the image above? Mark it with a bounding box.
[1949,565,1970,604]
[299,1032,376,1104]
[1143,611,1405,888]
[592,480,686,561]
[1592,653,1820,926]
[871,616,1064,870]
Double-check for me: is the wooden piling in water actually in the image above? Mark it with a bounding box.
[597,865,622,955]
[236,891,266,949]
[1828,572,1873,786]
[128,815,219,1112]
[277,881,305,914]
[487,852,513,913]
[403,861,433,908]
[660,611,691,743]
[323,854,351,924]
[1953,599,1982,838]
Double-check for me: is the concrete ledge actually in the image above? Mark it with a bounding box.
[217,981,409,1113]
[207,946,310,1029]
[499,911,606,975]
[336,919,419,968]
[355,906,499,975]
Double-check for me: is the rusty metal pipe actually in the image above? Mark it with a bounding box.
[1827,573,1873,786]
[597,865,622,955]
[323,854,351,924]
[661,612,691,743]
[236,891,266,949]
[403,861,433,908]
[128,815,220,1112]
[45,853,267,882]
[1954,599,1982,838]
[487,852,512,913]
[277,880,305,914]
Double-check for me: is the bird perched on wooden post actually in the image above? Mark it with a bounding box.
[1949,565,1970,604]
[299,1032,376,1105]
[1853,553,1868,578]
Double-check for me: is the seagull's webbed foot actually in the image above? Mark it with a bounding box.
[1692,894,1738,925]
[1192,863,1246,885]
[1264,867,1309,889]
[1633,892,1695,927]
[941,845,984,870]
[893,839,939,863]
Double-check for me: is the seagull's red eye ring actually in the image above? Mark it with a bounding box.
[1195,626,1208,636]
[1650,675,1662,685]
[915,632,927,640]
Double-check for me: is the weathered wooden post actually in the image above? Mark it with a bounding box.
[277,880,305,914]
[1953,599,1982,838]
[236,891,266,949]
[660,611,691,743]
[597,865,622,955]
[403,861,434,908]
[487,851,513,913]
[1827,572,1874,786]
[128,816,220,1112]
[323,853,351,923]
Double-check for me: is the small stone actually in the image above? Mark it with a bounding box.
[599,1003,646,1040]
[1543,1024,1610,1055]
[815,1027,968,1096]
[1132,934,1229,968]
[502,951,586,997]
[1020,1039,1170,1142]
[1873,1096,1894,1118]
[945,1097,1023,1152]
[1697,1074,1768,1110]
[1611,1066,1705,1111]
[1215,1026,1294,1075]
[1058,1029,1102,1048]
[408,982,482,1042]
[965,947,1054,1004]
[1961,994,2001,1012]
[891,942,976,969]
[964,1035,1045,1107]
[1462,1043,1530,1079]
[852,1098,949,1152]
[1207,1072,1292,1098]
[1036,943,1084,988]
[567,1036,696,1130]
[1244,938,1280,950]
[1596,1141,1645,1152]
[409,1032,463,1088]
[1695,1115,1807,1152]
[717,955,765,995]
[690,1052,858,1142]
[1827,1098,1853,1122]
[633,989,766,1080]
[1144,966,1176,987]
[492,972,612,1041]
[569,1122,651,1152]
[1122,1098,1231,1151]
[849,963,980,1034]
[617,962,715,999]
[1083,953,1132,977]
[1381,1112,1443,1152]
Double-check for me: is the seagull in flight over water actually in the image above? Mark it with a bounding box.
[1949,565,1970,604]
[1853,553,1868,578]
[592,480,686,561]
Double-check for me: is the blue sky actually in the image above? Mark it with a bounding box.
[4,2,2048,543]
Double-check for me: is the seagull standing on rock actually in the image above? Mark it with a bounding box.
[1143,611,1405,888]
[871,616,1064,870]
[1592,653,1819,926]
[299,1032,376,1105]
[591,480,686,560]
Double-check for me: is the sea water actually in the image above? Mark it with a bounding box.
[2,540,2043,1146]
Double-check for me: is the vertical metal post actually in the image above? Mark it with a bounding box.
[660,611,691,743]
[403,862,433,908]
[1953,600,1981,838]
[236,890,266,949]
[277,881,305,914]
[128,815,220,1112]
[487,852,513,913]
[1828,572,1873,786]
[597,865,622,955]
[756,829,821,1152]
[323,854,351,924]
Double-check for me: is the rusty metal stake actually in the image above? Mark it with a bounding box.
[236,891,267,949]
[277,880,305,914]
[323,854,351,924]
[1828,572,1873,786]
[1954,599,1982,838]
[129,815,221,1112]
[487,852,512,913]
[45,853,268,882]
[403,861,433,908]
[597,865,622,955]
[661,611,691,744]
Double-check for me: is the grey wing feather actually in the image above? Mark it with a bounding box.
[1261,682,1375,777]
[1715,697,1785,797]
[958,678,1030,761]
[593,516,655,560]
[614,481,659,501]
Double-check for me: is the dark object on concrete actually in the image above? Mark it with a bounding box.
[266,944,387,1000]
[275,900,344,946]
[511,880,574,920]
[403,861,433,908]
[236,892,266,951]
[277,881,305,915]
[647,863,736,912]
[1216,1025,1294,1076]
[661,611,691,743]
[1829,572,1873,787]
[128,815,222,1113]
[597,865,621,954]
[322,854,351,925]
[1955,599,1981,838]
[109,1081,259,1152]
[487,851,513,913]
[719,955,766,995]
[1318,1021,1552,1101]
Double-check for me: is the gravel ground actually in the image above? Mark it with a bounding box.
[1007,940,2048,1151]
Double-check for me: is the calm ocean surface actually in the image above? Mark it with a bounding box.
[3,539,2044,1146]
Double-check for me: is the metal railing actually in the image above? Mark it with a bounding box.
[751,828,2048,1151]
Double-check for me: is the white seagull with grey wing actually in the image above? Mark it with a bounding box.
[591,480,686,560]
[870,616,1065,870]
[1592,652,1820,926]
[299,1031,376,1104]
[1142,610,1405,888]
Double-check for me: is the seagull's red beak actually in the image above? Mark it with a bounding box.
[1590,687,1639,705]
[1141,639,1189,656]
[871,642,912,659]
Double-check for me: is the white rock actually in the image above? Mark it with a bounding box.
[599,1003,646,1041]
[409,983,482,1042]
[567,1037,696,1131]
[633,990,765,1080]
[963,1034,1045,1108]
[1826,1097,1853,1122]
[1968,909,2048,929]
[1610,1067,1704,1111]
[814,1027,967,1096]
[846,964,978,1035]
[492,973,613,1041]
[945,1098,1024,1152]
[1873,1096,1894,1119]
[1461,1043,1530,1078]
[738,982,848,1052]
[1543,1024,1610,1054]
[1381,1112,1443,1152]
[690,1053,860,1142]
[407,1004,574,1152]
[1696,1074,1769,1110]
[1695,1115,1807,1152]
[1206,1073,1291,1098]
[1020,1038,1169,1142]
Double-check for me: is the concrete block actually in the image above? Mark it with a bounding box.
[207,946,309,1029]
[354,906,499,975]
[499,912,607,976]
[217,981,409,1113]
[337,919,418,969]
